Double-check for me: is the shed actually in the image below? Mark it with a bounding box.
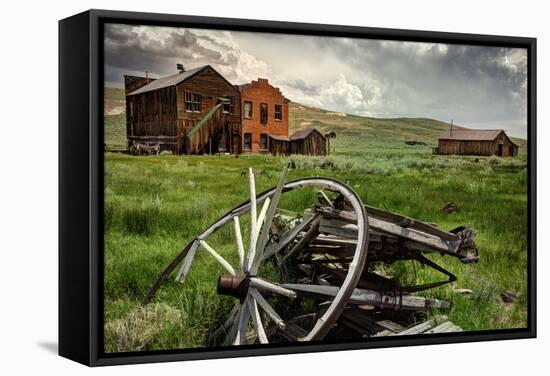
[435,129,518,157]
[268,134,291,156]
[290,128,327,156]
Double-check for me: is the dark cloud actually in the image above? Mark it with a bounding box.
[104,24,527,137]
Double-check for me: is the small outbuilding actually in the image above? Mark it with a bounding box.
[269,128,328,156]
[435,129,518,157]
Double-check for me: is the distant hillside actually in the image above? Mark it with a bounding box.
[104,87,526,154]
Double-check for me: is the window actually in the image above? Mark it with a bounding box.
[260,103,268,124]
[274,104,282,121]
[244,101,253,118]
[244,133,252,150]
[260,134,268,150]
[222,97,234,114]
[185,92,201,112]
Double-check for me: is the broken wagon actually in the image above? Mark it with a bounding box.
[144,167,479,344]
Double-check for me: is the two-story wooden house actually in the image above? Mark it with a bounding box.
[237,78,290,153]
[124,65,241,155]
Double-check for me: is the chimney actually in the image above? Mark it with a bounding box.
[145,71,149,83]
[177,63,185,73]
[450,119,453,136]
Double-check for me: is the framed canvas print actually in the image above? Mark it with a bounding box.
[59,9,536,366]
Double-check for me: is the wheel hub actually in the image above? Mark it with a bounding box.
[217,275,250,300]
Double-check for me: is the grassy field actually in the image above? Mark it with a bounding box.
[103,87,528,353]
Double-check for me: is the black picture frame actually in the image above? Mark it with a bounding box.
[59,9,537,367]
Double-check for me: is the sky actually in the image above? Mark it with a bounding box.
[104,23,528,138]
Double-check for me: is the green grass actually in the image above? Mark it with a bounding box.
[103,87,528,352]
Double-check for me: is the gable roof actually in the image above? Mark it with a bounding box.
[290,128,325,141]
[127,65,229,96]
[439,129,501,141]
[438,129,518,147]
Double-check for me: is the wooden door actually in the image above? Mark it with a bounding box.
[232,135,241,154]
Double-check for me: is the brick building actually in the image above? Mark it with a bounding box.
[238,79,290,153]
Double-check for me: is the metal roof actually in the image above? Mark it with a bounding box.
[127,66,207,96]
[438,129,506,141]
[268,134,290,141]
[290,128,322,140]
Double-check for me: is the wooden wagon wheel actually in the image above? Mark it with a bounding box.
[143,168,369,344]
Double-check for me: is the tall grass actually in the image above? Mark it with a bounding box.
[103,149,528,351]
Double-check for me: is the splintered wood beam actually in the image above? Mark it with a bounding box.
[199,240,236,276]
[316,206,461,254]
[281,284,450,310]
[233,216,245,271]
[279,216,321,265]
[247,295,269,344]
[175,240,199,283]
[318,189,334,207]
[248,288,286,330]
[249,277,297,299]
[261,214,319,262]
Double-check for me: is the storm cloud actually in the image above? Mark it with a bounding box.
[104,24,527,137]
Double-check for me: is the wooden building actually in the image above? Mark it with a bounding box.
[124,65,241,154]
[435,129,518,156]
[238,79,289,153]
[269,128,328,156]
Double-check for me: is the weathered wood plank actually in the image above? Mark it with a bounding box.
[261,214,319,261]
[316,206,462,254]
[391,315,449,336]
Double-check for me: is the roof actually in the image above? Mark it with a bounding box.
[235,83,250,91]
[439,129,506,142]
[290,128,324,141]
[127,66,207,96]
[269,134,290,141]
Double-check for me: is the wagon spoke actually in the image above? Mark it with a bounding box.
[247,294,269,344]
[233,216,245,271]
[223,309,241,346]
[234,300,251,345]
[199,240,236,276]
[245,168,257,272]
[248,287,286,330]
[250,167,288,274]
[210,303,240,344]
[249,277,297,299]
[247,197,270,271]
[175,240,199,283]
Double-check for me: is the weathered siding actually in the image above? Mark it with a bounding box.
[269,137,291,156]
[175,67,241,154]
[292,130,327,156]
[125,86,178,152]
[240,79,289,153]
[437,131,518,156]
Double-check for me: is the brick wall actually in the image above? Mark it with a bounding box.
[240,78,289,153]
